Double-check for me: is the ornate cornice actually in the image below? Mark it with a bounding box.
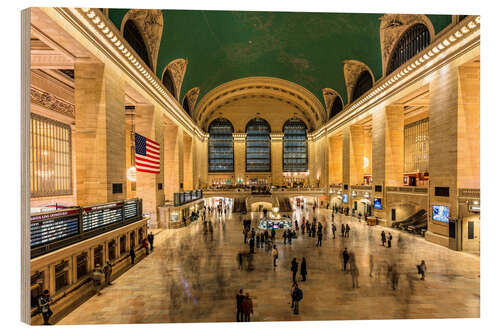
[165,58,188,101]
[52,8,204,140]
[311,16,480,141]
[30,87,75,118]
[343,60,375,104]
[379,14,436,77]
[322,88,343,115]
[121,9,163,73]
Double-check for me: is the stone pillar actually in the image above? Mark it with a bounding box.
[349,125,365,186]
[163,121,181,202]
[427,66,459,248]
[233,133,246,183]
[363,128,372,178]
[328,135,343,185]
[341,128,350,208]
[371,105,404,224]
[183,132,194,190]
[134,104,164,227]
[270,133,283,186]
[74,62,126,206]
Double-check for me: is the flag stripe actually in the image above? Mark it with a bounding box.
[135,133,161,174]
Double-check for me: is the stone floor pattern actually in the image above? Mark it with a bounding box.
[59,207,480,324]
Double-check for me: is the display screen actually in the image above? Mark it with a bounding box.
[124,200,138,220]
[82,202,123,231]
[432,205,449,223]
[30,209,80,247]
[374,198,382,210]
[343,194,348,203]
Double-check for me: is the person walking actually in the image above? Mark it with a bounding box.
[241,293,253,322]
[301,222,305,235]
[342,248,350,272]
[209,222,214,241]
[237,252,243,270]
[350,262,360,288]
[147,232,154,251]
[249,236,255,254]
[272,245,279,267]
[345,224,350,238]
[291,258,299,283]
[389,264,399,290]
[91,265,104,296]
[103,260,112,286]
[331,223,337,239]
[417,260,427,280]
[38,290,53,325]
[316,229,323,247]
[243,227,248,244]
[256,233,261,248]
[381,230,386,247]
[387,232,392,248]
[260,233,265,248]
[236,289,245,322]
[341,224,345,238]
[300,257,307,281]
[271,228,276,242]
[129,247,136,265]
[288,230,293,245]
[283,230,288,245]
[369,254,374,278]
[142,237,149,255]
[291,283,303,315]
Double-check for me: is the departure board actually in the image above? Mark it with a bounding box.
[124,200,138,220]
[82,202,123,231]
[31,209,80,247]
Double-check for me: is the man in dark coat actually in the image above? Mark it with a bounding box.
[345,224,350,238]
[387,232,393,248]
[342,248,350,272]
[341,224,345,237]
[381,230,386,247]
[291,258,299,283]
[249,237,255,254]
[236,289,245,322]
[316,229,323,247]
[300,257,307,281]
[129,247,136,265]
[331,223,337,239]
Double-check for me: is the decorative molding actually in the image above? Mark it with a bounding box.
[55,8,204,141]
[164,58,188,101]
[30,87,75,118]
[343,60,375,104]
[185,87,200,112]
[322,88,343,116]
[121,9,163,73]
[379,14,436,77]
[195,77,325,131]
[309,16,480,142]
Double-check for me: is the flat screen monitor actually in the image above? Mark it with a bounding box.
[432,205,449,223]
[374,198,382,210]
[343,194,348,203]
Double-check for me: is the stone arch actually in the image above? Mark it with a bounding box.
[343,60,375,104]
[184,87,200,116]
[160,58,188,101]
[121,9,163,73]
[379,14,436,77]
[322,88,344,119]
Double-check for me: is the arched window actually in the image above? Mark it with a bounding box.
[162,70,176,99]
[283,118,308,172]
[387,23,430,75]
[208,118,234,172]
[123,20,151,69]
[246,118,271,172]
[330,96,343,118]
[352,71,373,101]
[183,97,190,115]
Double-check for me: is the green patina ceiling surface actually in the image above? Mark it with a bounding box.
[108,9,451,108]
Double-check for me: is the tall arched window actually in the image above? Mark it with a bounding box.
[283,118,308,172]
[246,118,271,172]
[208,118,234,172]
[352,70,373,101]
[330,96,343,118]
[123,20,151,69]
[162,70,176,99]
[387,23,430,75]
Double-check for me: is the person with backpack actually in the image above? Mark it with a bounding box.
[38,290,53,325]
[291,283,303,315]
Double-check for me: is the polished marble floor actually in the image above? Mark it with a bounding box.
[59,205,480,324]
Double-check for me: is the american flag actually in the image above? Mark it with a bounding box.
[135,133,160,173]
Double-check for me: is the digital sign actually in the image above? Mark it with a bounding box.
[30,209,80,247]
[343,194,348,203]
[82,202,123,231]
[124,200,138,220]
[374,198,382,210]
[432,205,449,223]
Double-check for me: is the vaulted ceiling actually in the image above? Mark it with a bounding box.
[108,9,451,115]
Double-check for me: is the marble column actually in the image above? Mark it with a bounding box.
[270,133,283,186]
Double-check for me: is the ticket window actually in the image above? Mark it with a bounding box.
[30,271,45,308]
[120,235,126,256]
[130,231,136,249]
[76,253,88,280]
[55,261,70,292]
[94,246,103,268]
